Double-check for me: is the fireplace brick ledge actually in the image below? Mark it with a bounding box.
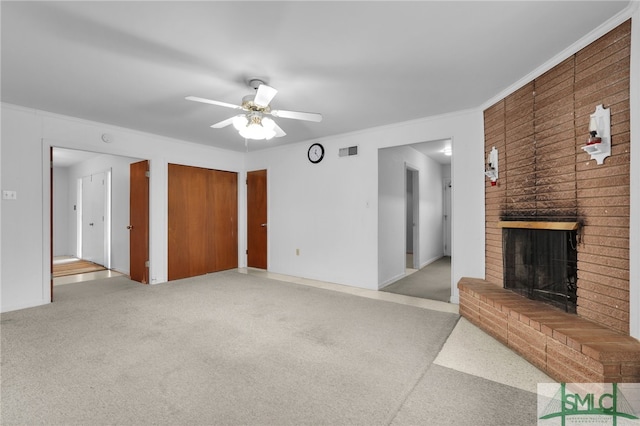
[458,277,640,383]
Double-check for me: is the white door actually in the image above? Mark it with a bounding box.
[81,172,105,265]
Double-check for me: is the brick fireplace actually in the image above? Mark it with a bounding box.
[458,20,640,383]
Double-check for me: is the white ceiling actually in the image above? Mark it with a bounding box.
[1,1,631,156]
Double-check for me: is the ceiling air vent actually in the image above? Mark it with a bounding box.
[339,146,358,157]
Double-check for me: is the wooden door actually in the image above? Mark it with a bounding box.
[168,164,238,280]
[130,160,149,283]
[210,170,238,271]
[168,164,210,280]
[50,147,53,302]
[247,170,267,269]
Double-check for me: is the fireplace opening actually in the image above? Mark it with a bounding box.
[502,226,578,313]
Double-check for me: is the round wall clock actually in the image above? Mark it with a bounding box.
[308,143,325,164]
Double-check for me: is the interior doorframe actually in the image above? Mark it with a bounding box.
[405,163,420,270]
[46,141,148,301]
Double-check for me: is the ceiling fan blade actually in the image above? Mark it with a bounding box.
[270,109,323,122]
[185,96,243,110]
[253,84,278,107]
[273,121,287,137]
[210,116,237,129]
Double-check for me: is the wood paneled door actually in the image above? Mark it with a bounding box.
[129,160,149,283]
[247,169,267,269]
[168,164,238,281]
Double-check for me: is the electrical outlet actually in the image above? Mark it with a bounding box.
[2,190,17,200]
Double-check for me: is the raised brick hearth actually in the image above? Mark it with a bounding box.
[459,278,640,383]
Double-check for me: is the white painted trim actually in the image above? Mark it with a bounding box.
[42,139,51,305]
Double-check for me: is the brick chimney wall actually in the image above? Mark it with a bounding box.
[484,20,631,333]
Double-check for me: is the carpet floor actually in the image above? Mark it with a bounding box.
[1,270,545,425]
[382,256,451,302]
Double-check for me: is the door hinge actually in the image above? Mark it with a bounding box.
[145,260,150,267]
[145,171,150,178]
[245,250,248,255]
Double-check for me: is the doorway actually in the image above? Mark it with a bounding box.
[247,169,267,269]
[378,138,452,302]
[51,148,147,294]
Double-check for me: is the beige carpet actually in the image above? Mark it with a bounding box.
[1,271,464,425]
[382,256,451,302]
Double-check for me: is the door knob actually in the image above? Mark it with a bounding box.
[261,223,267,227]
[127,225,133,230]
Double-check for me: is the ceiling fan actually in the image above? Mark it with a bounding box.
[186,79,322,140]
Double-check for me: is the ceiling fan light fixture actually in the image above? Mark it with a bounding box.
[235,114,276,140]
[232,115,248,131]
[261,117,276,130]
[238,124,276,140]
[186,79,321,141]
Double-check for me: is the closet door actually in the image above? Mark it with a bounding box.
[209,170,238,271]
[168,164,210,280]
[168,164,238,281]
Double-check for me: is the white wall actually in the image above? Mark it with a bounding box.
[244,137,379,289]
[378,145,444,288]
[1,104,244,312]
[246,109,486,299]
[52,167,70,256]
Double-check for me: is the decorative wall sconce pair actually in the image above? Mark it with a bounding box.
[484,104,611,186]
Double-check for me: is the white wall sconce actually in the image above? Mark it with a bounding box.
[581,104,610,165]
[484,146,498,186]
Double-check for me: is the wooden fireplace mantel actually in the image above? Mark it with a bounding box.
[497,221,580,231]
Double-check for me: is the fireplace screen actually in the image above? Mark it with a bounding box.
[503,228,577,313]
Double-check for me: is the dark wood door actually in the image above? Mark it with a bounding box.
[50,147,54,301]
[130,160,150,283]
[168,164,238,281]
[168,164,209,280]
[247,169,267,269]
[210,170,238,271]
